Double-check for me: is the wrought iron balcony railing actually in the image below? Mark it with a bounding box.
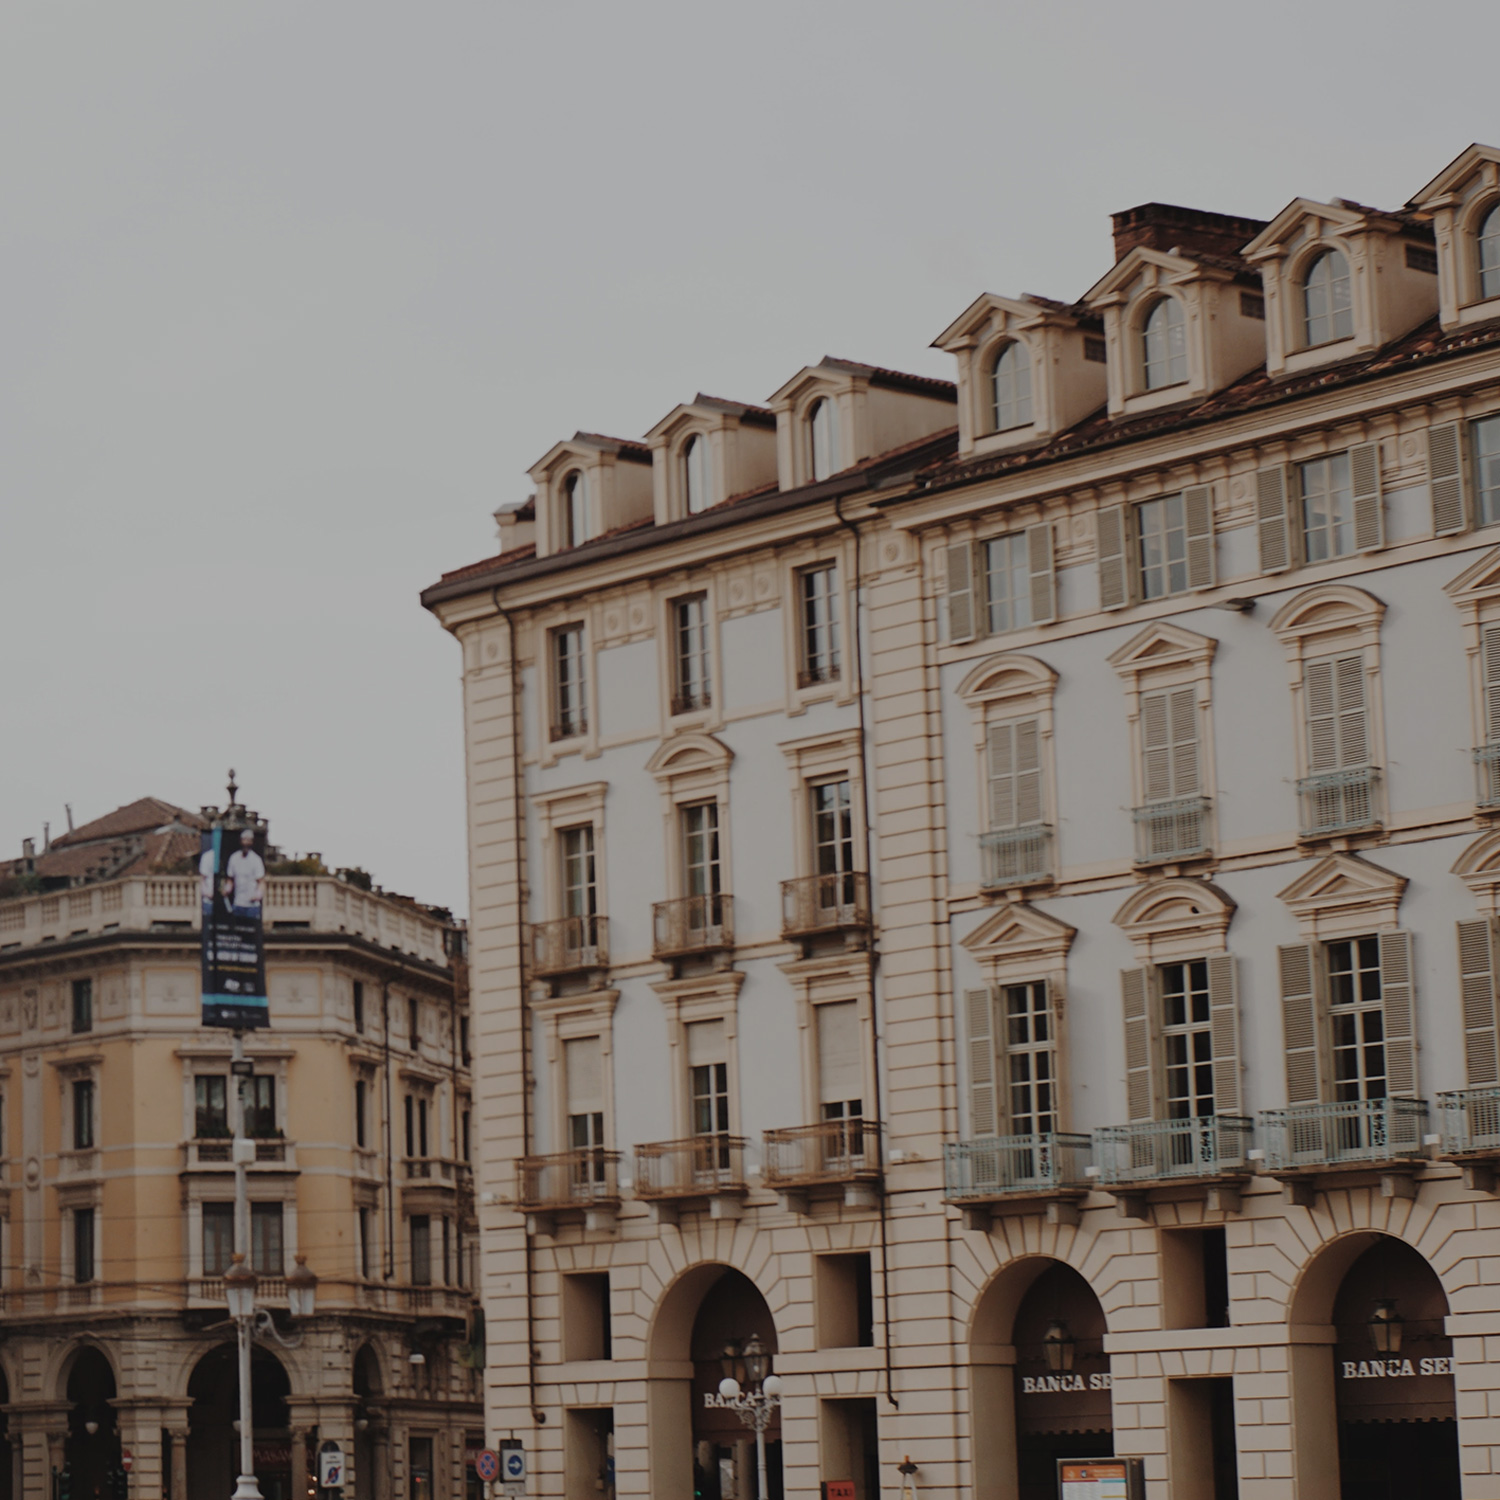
[1133,797,1212,865]
[979,825,1052,890]
[634,1134,749,1199]
[942,1132,1092,1200]
[532,914,609,976]
[1438,1086,1500,1155]
[781,872,871,939]
[1259,1097,1427,1171]
[1297,767,1380,838]
[1475,745,1500,810]
[1093,1116,1252,1184]
[652,893,733,958]
[763,1118,881,1188]
[515,1147,622,1211]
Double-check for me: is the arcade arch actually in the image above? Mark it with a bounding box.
[186,1344,291,1500]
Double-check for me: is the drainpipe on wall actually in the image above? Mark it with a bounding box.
[383,979,395,1282]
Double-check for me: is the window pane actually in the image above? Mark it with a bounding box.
[672,595,711,711]
[983,533,1033,634]
[1142,298,1186,389]
[991,342,1033,432]
[1299,453,1355,561]
[1160,961,1214,1118]
[562,471,587,548]
[203,1203,236,1275]
[799,565,840,683]
[1137,494,1188,599]
[1303,250,1353,346]
[683,435,709,514]
[250,1202,283,1275]
[681,804,721,898]
[196,1076,229,1137]
[72,979,93,1034]
[811,780,855,882]
[561,826,597,918]
[1476,415,1500,528]
[74,1080,94,1150]
[553,626,587,737]
[1481,205,1500,300]
[1326,936,1385,1102]
[74,1208,95,1283]
[410,1214,432,1285]
[810,398,840,481]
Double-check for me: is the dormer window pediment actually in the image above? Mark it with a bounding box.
[1242,197,1438,377]
[645,396,777,525]
[931,294,1104,458]
[1411,143,1500,332]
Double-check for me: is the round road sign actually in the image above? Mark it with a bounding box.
[474,1450,501,1483]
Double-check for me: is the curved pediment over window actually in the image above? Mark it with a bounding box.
[1452,830,1500,915]
[957,652,1058,705]
[645,731,734,782]
[1269,583,1385,645]
[1113,877,1235,961]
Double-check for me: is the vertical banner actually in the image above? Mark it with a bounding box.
[200,823,269,1029]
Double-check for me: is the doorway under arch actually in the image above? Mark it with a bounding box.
[64,1347,121,1500]
[186,1344,291,1500]
[646,1265,782,1500]
[970,1257,1113,1500]
[352,1343,382,1500]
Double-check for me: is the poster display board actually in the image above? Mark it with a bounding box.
[200,822,269,1029]
[1058,1458,1144,1500]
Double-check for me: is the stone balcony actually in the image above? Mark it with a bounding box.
[944,1131,1092,1229]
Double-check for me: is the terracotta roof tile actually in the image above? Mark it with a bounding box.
[51,798,204,850]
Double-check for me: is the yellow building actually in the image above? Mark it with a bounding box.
[0,797,481,1500]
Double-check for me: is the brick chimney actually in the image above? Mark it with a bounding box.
[1111,203,1269,263]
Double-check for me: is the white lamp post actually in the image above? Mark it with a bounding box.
[717,1335,781,1500]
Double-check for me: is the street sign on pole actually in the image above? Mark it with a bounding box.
[499,1440,526,1496]
[318,1442,345,1489]
[474,1451,500,1484]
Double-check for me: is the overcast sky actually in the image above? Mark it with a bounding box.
[3,2,1497,916]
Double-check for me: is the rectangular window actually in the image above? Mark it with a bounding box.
[245,1075,276,1138]
[1140,687,1201,803]
[986,718,1043,831]
[1328,936,1386,1102]
[565,1036,605,1163]
[799,565,841,684]
[202,1202,235,1276]
[357,1206,373,1280]
[195,1075,229,1138]
[1137,494,1189,599]
[408,998,420,1050]
[1160,960,1214,1119]
[461,1108,471,1162]
[404,1095,415,1158]
[442,1217,452,1285]
[352,981,365,1034]
[460,1015,470,1064]
[1305,653,1369,772]
[71,978,93,1034]
[681,803,722,899]
[817,1000,864,1124]
[417,1097,429,1158]
[250,1202,283,1275]
[410,1215,432,1286]
[1476,415,1500,529]
[1300,452,1356,562]
[671,594,712,713]
[560,826,597,919]
[687,1020,730,1140]
[983,533,1034,635]
[409,1438,434,1500]
[73,1079,95,1151]
[354,1079,368,1150]
[1002,982,1055,1135]
[74,1207,95,1284]
[811,779,856,886]
[551,624,588,739]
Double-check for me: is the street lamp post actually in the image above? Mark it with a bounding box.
[717,1335,783,1500]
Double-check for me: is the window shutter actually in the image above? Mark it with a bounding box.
[965,987,998,1137]
[1207,954,1241,1115]
[1183,485,1216,590]
[1379,929,1417,1098]
[1097,505,1130,610]
[1279,944,1321,1105]
[1026,522,1057,626]
[1428,421,1469,537]
[1334,654,1368,768]
[1458,919,1500,1087]
[1304,659,1338,772]
[1014,718,1043,826]
[1168,685,1200,796]
[1121,967,1155,1122]
[947,542,978,644]
[1141,692,1174,803]
[1350,441,1385,552]
[816,1000,863,1104]
[1483,626,1500,745]
[987,722,1015,830]
[1256,464,1293,574]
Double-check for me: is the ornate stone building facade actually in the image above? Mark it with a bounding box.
[426,144,1500,1499]
[0,798,481,1500]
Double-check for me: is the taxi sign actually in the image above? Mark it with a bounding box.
[474,1450,501,1483]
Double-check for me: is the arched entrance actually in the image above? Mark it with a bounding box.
[1323,1236,1460,1500]
[971,1258,1113,1500]
[64,1348,121,1500]
[646,1265,782,1500]
[352,1344,382,1500]
[0,1364,13,1500]
[186,1344,292,1500]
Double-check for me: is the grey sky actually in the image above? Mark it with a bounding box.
[3,1,1496,916]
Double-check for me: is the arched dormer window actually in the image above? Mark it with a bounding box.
[1479,203,1500,301]
[561,471,588,549]
[809,398,840,482]
[683,434,709,515]
[990,342,1033,432]
[1302,249,1353,346]
[1141,297,1186,390]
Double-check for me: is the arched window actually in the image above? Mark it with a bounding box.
[1303,249,1353,346]
[990,342,1033,432]
[1479,203,1500,300]
[683,434,709,515]
[1141,297,1187,390]
[561,471,587,549]
[809,398,840,482]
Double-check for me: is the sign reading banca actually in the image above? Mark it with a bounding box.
[1020,1372,1113,1394]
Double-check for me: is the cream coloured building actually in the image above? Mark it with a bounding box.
[424,143,1500,1499]
[0,797,481,1500]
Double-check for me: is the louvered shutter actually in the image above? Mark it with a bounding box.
[1458,919,1500,1087]
[947,542,978,644]
[1207,954,1241,1115]
[1279,944,1321,1105]
[1257,464,1293,574]
[1141,692,1173,803]
[965,987,998,1137]
[1026,522,1057,625]
[1428,421,1469,537]
[1014,718,1043,826]
[1097,505,1130,610]
[1305,659,1339,772]
[1379,929,1417,1098]
[987,722,1015,829]
[1168,686,1200,796]
[1122,967,1155,1122]
[1334,655,1369,767]
[1350,441,1385,552]
[1184,485,1216,590]
[1483,626,1500,745]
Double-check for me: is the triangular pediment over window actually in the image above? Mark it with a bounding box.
[960,902,1075,968]
[1277,852,1407,937]
[1444,546,1500,610]
[1107,622,1217,678]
